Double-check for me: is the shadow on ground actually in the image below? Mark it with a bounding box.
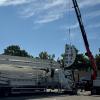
[0,92,68,100]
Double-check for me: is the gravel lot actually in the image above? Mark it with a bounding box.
[1,91,100,100]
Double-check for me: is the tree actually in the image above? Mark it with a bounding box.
[95,54,100,70]
[3,45,32,58]
[48,54,55,60]
[71,54,91,71]
[39,51,49,59]
[39,51,55,60]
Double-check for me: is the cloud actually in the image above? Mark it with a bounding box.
[0,0,31,6]
[77,0,100,8]
[68,23,79,30]
[20,0,100,24]
[62,22,79,32]
[85,10,100,19]
[87,23,100,29]
[0,0,100,24]
[20,0,67,23]
[35,4,65,24]
[89,34,100,40]
[84,10,100,29]
[35,12,63,24]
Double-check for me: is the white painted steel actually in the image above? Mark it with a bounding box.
[64,44,76,68]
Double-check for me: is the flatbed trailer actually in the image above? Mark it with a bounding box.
[0,55,77,96]
[0,65,46,96]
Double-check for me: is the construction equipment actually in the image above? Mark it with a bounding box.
[71,0,100,94]
[0,55,76,96]
[72,0,97,80]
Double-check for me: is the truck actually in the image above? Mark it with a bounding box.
[72,0,98,94]
[0,55,76,96]
[91,77,100,95]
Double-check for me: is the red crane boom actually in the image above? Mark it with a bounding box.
[72,0,97,80]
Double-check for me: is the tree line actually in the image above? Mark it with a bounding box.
[2,45,100,71]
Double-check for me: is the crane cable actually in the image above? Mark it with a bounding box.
[68,0,72,46]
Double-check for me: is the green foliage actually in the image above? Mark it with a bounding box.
[71,54,91,71]
[39,51,48,59]
[95,54,100,70]
[48,54,55,60]
[3,45,33,58]
[72,45,78,54]
[38,51,55,60]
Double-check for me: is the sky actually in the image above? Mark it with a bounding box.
[0,0,100,58]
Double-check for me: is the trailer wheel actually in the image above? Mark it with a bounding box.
[3,87,11,97]
[91,88,96,95]
[72,89,77,95]
[4,91,9,97]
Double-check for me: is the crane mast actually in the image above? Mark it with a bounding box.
[72,0,97,80]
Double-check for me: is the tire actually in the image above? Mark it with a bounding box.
[4,91,10,97]
[91,88,96,95]
[3,87,11,97]
[73,89,77,95]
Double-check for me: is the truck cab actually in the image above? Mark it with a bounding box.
[91,77,100,95]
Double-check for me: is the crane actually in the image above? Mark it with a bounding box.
[72,0,97,80]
